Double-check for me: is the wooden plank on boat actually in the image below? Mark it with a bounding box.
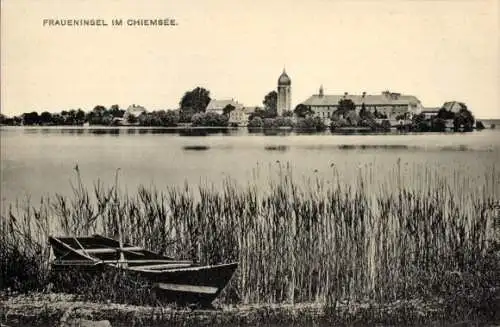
[49,237,100,262]
[106,259,192,264]
[74,247,144,254]
[53,260,100,265]
[154,283,218,294]
[130,263,193,270]
[55,259,192,265]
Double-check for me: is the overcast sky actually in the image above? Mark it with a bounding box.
[1,0,499,118]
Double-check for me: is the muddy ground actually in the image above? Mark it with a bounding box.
[1,293,499,327]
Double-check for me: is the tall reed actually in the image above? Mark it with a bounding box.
[1,161,498,311]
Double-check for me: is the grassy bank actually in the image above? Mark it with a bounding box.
[1,293,483,327]
[1,162,499,321]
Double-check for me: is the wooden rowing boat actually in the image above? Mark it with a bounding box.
[48,235,238,306]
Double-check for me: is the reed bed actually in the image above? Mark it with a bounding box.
[1,161,498,317]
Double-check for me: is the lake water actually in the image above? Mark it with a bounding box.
[1,127,500,327]
[1,126,500,214]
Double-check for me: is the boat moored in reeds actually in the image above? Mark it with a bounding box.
[48,235,238,306]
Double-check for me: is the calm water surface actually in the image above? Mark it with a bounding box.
[1,127,499,213]
[1,128,499,327]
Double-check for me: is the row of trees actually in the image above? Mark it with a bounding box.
[169,87,282,126]
[247,116,327,132]
[0,86,281,127]
[246,98,483,133]
[0,106,183,127]
[178,87,280,123]
[0,86,211,126]
[327,101,480,133]
[1,87,485,132]
[191,112,229,127]
[0,105,126,126]
[410,106,478,132]
[135,110,180,127]
[246,98,391,132]
[0,109,87,126]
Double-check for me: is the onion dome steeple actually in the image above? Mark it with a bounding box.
[278,68,291,86]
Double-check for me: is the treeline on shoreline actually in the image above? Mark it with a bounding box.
[0,107,492,134]
[0,85,494,132]
[246,105,490,133]
[0,106,182,127]
[0,86,246,128]
[1,110,493,135]
[0,163,498,320]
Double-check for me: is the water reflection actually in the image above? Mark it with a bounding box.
[263,129,292,136]
[337,144,410,150]
[60,129,78,134]
[178,128,233,136]
[23,128,41,134]
[264,145,289,151]
[183,145,210,151]
[294,130,325,135]
[20,127,239,136]
[12,127,499,154]
[87,129,119,136]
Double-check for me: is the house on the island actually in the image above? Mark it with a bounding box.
[114,104,146,125]
[206,99,244,116]
[421,101,468,119]
[243,106,259,116]
[229,106,259,126]
[420,107,440,119]
[420,102,467,130]
[228,107,246,126]
[300,87,423,123]
[206,98,261,126]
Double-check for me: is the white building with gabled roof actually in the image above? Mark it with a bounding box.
[205,99,244,115]
[301,88,423,121]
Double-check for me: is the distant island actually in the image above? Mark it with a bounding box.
[0,69,492,133]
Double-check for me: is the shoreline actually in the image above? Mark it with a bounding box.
[2,293,499,327]
[0,124,496,133]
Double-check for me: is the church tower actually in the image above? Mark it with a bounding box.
[277,68,291,116]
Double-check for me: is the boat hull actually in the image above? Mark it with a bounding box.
[143,263,237,305]
[50,262,237,305]
[48,235,238,306]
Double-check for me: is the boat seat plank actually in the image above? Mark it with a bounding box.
[75,247,144,254]
[130,263,193,270]
[153,283,218,294]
